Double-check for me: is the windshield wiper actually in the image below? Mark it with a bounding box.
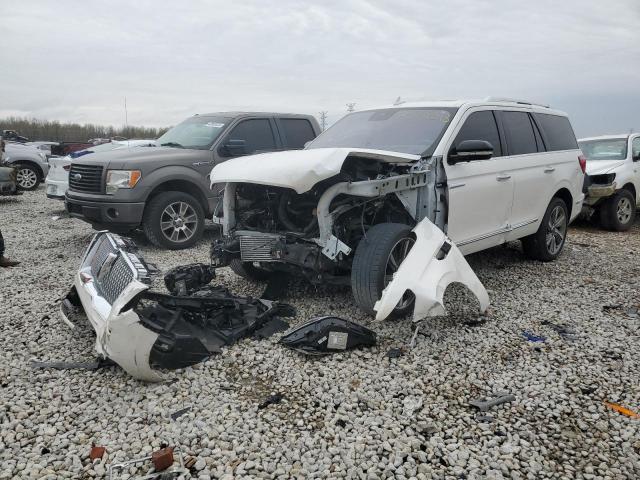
[161,142,184,148]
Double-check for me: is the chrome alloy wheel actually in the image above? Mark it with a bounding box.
[17,168,38,189]
[160,201,198,243]
[545,204,567,255]
[384,236,416,310]
[616,196,633,225]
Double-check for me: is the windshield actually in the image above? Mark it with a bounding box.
[579,138,628,161]
[307,107,457,155]
[157,116,230,150]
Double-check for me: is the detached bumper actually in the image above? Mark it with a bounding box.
[584,183,616,206]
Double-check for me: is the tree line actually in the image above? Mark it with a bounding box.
[0,117,169,142]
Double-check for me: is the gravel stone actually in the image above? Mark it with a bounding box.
[0,190,639,478]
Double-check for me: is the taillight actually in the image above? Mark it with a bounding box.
[578,154,586,174]
[63,164,71,171]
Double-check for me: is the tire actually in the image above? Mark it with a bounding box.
[599,190,636,232]
[15,163,40,190]
[142,191,204,250]
[522,197,569,262]
[229,259,272,281]
[351,223,416,316]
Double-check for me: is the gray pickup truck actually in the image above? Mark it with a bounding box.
[65,112,321,249]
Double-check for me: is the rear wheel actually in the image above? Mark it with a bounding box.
[522,197,568,261]
[142,191,204,249]
[351,223,415,316]
[599,189,636,231]
[15,164,40,190]
[229,259,272,281]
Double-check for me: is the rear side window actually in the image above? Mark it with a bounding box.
[502,111,537,155]
[280,119,315,149]
[633,137,640,159]
[452,110,502,157]
[533,113,578,151]
[226,119,277,155]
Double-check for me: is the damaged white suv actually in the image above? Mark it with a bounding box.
[210,98,586,318]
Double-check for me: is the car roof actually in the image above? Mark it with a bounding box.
[195,112,315,119]
[362,98,568,117]
[578,134,630,142]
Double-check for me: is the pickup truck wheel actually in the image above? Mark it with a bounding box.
[229,259,272,281]
[15,164,40,190]
[522,197,568,262]
[351,223,415,316]
[600,190,636,231]
[143,191,204,249]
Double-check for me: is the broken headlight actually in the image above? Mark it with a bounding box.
[588,173,615,185]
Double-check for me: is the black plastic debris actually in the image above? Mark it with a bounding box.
[261,272,291,301]
[253,317,290,339]
[469,392,516,412]
[164,263,217,296]
[542,321,579,341]
[279,316,377,355]
[170,407,192,420]
[522,331,546,343]
[386,347,405,358]
[135,285,296,370]
[258,394,284,409]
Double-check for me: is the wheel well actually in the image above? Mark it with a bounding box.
[146,180,209,213]
[14,160,43,179]
[621,182,636,201]
[553,188,573,218]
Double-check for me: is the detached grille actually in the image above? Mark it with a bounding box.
[69,164,103,193]
[97,256,134,304]
[240,235,279,262]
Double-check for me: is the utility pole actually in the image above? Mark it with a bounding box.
[346,103,356,113]
[124,97,128,137]
[319,111,328,131]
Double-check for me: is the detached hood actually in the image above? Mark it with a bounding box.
[209,147,420,194]
[586,160,626,176]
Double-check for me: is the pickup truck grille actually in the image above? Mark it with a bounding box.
[69,164,103,193]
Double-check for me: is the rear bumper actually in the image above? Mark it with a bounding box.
[65,195,145,227]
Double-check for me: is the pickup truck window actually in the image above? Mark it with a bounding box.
[280,119,315,149]
[632,137,640,159]
[307,107,457,156]
[502,111,537,156]
[225,119,277,155]
[157,116,229,150]
[579,138,628,161]
[452,111,502,157]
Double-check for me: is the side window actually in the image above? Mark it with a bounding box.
[451,110,502,157]
[632,137,640,159]
[225,119,277,156]
[531,116,546,152]
[280,119,316,149]
[502,111,537,155]
[533,113,578,151]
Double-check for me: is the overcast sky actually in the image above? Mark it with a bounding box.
[1,0,639,137]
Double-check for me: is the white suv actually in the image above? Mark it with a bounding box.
[578,134,639,231]
[209,98,585,319]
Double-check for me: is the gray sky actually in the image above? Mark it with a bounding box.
[1,0,639,137]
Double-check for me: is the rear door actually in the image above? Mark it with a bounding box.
[631,136,640,205]
[444,108,514,253]
[275,117,318,149]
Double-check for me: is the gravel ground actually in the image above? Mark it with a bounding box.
[1,189,639,479]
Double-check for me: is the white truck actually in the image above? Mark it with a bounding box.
[579,134,640,231]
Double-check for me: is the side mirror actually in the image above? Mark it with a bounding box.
[448,140,494,164]
[633,153,640,162]
[220,139,247,157]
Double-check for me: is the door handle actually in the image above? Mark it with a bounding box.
[496,174,511,181]
[544,167,556,173]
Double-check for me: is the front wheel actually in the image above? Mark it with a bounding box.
[142,191,205,250]
[351,223,416,316]
[599,189,636,231]
[15,164,40,190]
[522,197,568,261]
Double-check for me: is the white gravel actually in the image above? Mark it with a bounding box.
[1,189,639,479]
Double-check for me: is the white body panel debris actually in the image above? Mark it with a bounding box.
[374,217,490,322]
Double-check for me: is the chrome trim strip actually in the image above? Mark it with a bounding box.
[457,218,538,246]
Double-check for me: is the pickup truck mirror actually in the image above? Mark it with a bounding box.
[220,139,247,157]
[448,140,494,164]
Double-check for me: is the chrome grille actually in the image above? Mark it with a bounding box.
[69,164,103,193]
[97,255,134,304]
[239,235,279,262]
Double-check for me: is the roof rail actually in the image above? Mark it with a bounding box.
[484,96,550,108]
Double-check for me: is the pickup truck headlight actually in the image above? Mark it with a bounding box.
[106,170,141,194]
[589,173,616,185]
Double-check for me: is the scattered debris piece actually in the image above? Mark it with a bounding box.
[152,446,174,471]
[258,394,284,410]
[170,407,191,421]
[476,414,494,423]
[469,392,516,412]
[542,321,580,341]
[604,402,639,419]
[163,263,216,296]
[386,347,405,358]
[184,456,197,469]
[464,316,488,327]
[41,447,50,455]
[51,215,60,221]
[261,272,291,300]
[253,317,290,339]
[522,331,546,342]
[602,304,622,312]
[89,444,106,461]
[581,385,598,395]
[108,446,189,479]
[279,316,376,355]
[335,419,347,428]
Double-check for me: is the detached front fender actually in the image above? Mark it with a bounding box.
[374,218,490,322]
